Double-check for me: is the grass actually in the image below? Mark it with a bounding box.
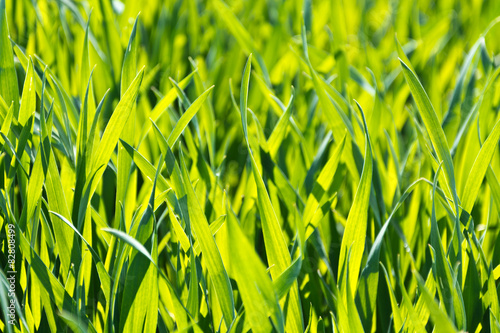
[0,0,500,332]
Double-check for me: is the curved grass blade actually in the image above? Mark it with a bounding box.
[398,58,459,215]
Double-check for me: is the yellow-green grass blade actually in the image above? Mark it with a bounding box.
[398,58,459,215]
[430,164,466,330]
[179,149,235,327]
[238,54,303,332]
[414,270,457,332]
[338,101,372,305]
[0,0,19,115]
[119,157,161,333]
[138,70,196,144]
[461,116,500,215]
[240,54,252,141]
[226,203,284,333]
[50,211,111,304]
[90,68,144,195]
[0,101,13,145]
[380,263,403,331]
[116,14,139,227]
[268,89,295,158]
[18,58,36,126]
[167,85,214,148]
[304,132,346,237]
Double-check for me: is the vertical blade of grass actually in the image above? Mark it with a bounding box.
[0,101,13,144]
[461,116,500,214]
[45,147,81,295]
[430,163,466,330]
[118,158,161,333]
[178,149,235,327]
[240,54,252,140]
[380,263,403,331]
[226,203,284,333]
[116,15,139,229]
[268,89,295,158]
[18,58,36,126]
[0,0,19,115]
[80,17,95,123]
[398,52,465,294]
[238,55,303,332]
[186,247,199,319]
[304,132,346,237]
[338,101,372,304]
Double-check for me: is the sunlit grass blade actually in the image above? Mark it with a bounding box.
[226,202,284,333]
[338,101,372,304]
[398,57,459,214]
[167,85,214,148]
[0,0,19,115]
[116,14,139,229]
[461,115,500,215]
[89,68,144,196]
[238,54,303,332]
[179,149,235,327]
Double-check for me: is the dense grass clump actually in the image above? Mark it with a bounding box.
[2,0,500,332]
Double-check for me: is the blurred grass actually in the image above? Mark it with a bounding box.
[1,0,500,332]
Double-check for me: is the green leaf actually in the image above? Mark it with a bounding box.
[238,55,303,332]
[304,132,346,237]
[105,196,161,264]
[338,101,373,303]
[139,70,196,143]
[90,68,144,195]
[116,14,140,229]
[18,58,36,126]
[0,0,19,115]
[226,204,284,333]
[179,149,235,327]
[167,85,214,148]
[430,163,466,330]
[380,263,403,331]
[240,54,252,140]
[268,89,295,157]
[414,270,457,332]
[461,115,500,214]
[398,57,459,214]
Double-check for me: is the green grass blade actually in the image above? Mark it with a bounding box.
[461,116,500,214]
[338,102,372,303]
[398,58,459,214]
[167,85,214,148]
[179,149,235,327]
[90,68,144,195]
[226,205,284,333]
[0,0,19,115]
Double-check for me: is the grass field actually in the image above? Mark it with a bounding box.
[1,0,500,332]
